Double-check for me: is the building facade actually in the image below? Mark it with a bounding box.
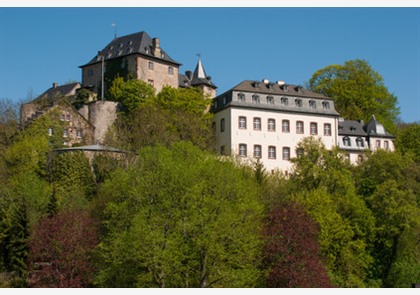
[212,80,340,172]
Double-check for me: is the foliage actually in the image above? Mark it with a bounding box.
[106,84,215,152]
[309,59,399,134]
[94,142,263,287]
[73,88,93,109]
[108,77,154,113]
[28,209,99,288]
[395,122,420,162]
[263,201,332,287]
[49,151,96,208]
[0,98,20,149]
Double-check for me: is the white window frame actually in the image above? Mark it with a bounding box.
[296,121,304,134]
[238,116,247,129]
[310,122,318,135]
[239,144,247,157]
[268,146,276,159]
[324,123,331,136]
[253,117,261,130]
[268,118,276,131]
[254,145,262,158]
[282,120,290,133]
[282,147,290,160]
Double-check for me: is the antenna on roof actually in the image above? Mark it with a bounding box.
[111,23,117,39]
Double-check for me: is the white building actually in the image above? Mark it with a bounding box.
[212,79,340,172]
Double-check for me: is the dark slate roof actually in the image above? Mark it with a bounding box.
[178,73,191,88]
[80,31,181,67]
[363,115,395,138]
[190,59,217,88]
[338,119,368,136]
[230,80,332,99]
[35,82,81,102]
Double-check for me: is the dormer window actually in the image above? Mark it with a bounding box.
[295,98,302,107]
[266,96,274,104]
[322,101,330,110]
[119,43,123,48]
[309,100,316,109]
[238,93,245,102]
[281,97,288,106]
[222,96,227,105]
[252,94,260,104]
[343,136,351,147]
[145,47,149,54]
[253,82,260,88]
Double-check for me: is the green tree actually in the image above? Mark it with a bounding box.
[395,122,420,162]
[94,142,263,287]
[309,59,399,134]
[107,77,155,113]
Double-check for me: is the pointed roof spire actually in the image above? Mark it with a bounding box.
[191,56,217,89]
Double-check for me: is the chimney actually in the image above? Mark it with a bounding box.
[152,37,161,57]
[53,82,58,88]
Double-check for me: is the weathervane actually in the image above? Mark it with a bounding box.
[196,53,201,59]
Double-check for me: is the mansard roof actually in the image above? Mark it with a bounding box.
[363,115,395,138]
[231,80,332,99]
[338,119,368,137]
[190,59,217,89]
[80,31,181,68]
[212,80,339,116]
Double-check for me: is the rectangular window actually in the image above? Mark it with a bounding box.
[148,61,154,70]
[324,123,331,136]
[376,140,381,148]
[66,114,70,122]
[282,120,290,133]
[63,129,68,138]
[268,118,276,131]
[253,117,261,130]
[220,118,225,133]
[76,130,82,138]
[48,127,53,136]
[309,100,316,109]
[239,144,247,157]
[282,147,290,160]
[238,116,247,129]
[343,137,351,146]
[310,122,318,135]
[168,66,174,75]
[60,113,65,121]
[296,121,304,134]
[268,146,276,159]
[384,140,389,150]
[267,96,274,104]
[220,145,226,155]
[254,145,262,158]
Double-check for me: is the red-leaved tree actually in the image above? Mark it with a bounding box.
[263,201,333,288]
[28,209,99,287]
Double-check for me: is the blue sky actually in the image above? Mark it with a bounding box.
[0,7,419,123]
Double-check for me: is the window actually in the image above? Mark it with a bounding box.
[295,98,303,108]
[220,118,225,132]
[48,127,53,136]
[310,122,318,135]
[268,146,276,159]
[282,120,290,133]
[281,97,288,106]
[252,94,260,103]
[296,148,304,157]
[238,116,247,129]
[268,118,276,131]
[266,96,274,104]
[356,137,364,147]
[76,130,82,138]
[148,61,154,70]
[211,122,216,131]
[343,136,351,147]
[238,93,245,102]
[220,145,226,155]
[66,114,70,121]
[309,100,316,109]
[384,140,389,150]
[88,69,94,77]
[168,66,174,75]
[282,147,290,160]
[239,144,247,157]
[358,155,364,163]
[296,121,304,134]
[253,145,262,158]
[222,96,226,105]
[322,101,330,110]
[376,140,381,148]
[148,79,154,86]
[63,129,68,138]
[63,141,69,146]
[324,123,331,136]
[253,117,261,130]
[60,113,65,121]
[345,154,350,161]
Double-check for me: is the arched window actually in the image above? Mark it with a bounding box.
[281,97,288,106]
[238,93,245,102]
[252,94,260,103]
[343,136,351,146]
[356,137,364,147]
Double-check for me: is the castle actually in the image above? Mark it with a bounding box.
[20,30,395,171]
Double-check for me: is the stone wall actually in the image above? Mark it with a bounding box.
[88,101,119,144]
